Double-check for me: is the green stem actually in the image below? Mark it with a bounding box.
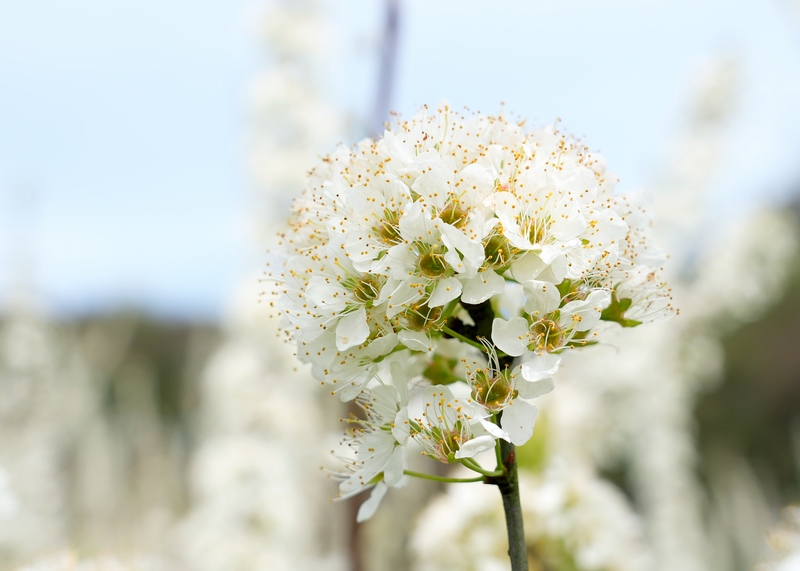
[403,470,485,484]
[441,325,489,352]
[441,298,461,320]
[459,457,504,477]
[492,439,528,571]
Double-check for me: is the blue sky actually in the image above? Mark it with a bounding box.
[1,0,799,320]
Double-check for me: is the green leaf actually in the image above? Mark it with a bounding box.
[423,354,461,385]
[601,290,642,328]
[555,279,573,300]
[516,414,549,472]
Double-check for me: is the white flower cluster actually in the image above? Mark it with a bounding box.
[269,103,673,517]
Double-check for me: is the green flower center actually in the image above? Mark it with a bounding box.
[374,209,402,246]
[417,243,448,278]
[351,274,382,305]
[483,233,516,270]
[430,424,464,463]
[530,317,565,352]
[405,303,443,331]
[523,215,547,245]
[438,201,468,228]
[472,369,515,410]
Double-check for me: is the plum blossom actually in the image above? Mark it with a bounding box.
[268,103,673,519]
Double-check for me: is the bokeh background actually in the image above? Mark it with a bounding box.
[2,1,800,570]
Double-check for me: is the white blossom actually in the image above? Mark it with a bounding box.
[410,385,500,463]
[268,102,673,519]
[329,366,410,521]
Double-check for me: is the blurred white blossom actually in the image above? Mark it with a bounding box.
[14,553,158,571]
[759,506,800,571]
[411,465,652,571]
[528,57,797,571]
[172,1,349,569]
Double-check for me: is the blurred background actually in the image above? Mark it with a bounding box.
[1,0,800,569]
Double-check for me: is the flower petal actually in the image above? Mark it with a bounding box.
[454,435,496,459]
[517,376,555,399]
[441,224,484,277]
[523,280,561,315]
[392,407,411,443]
[383,446,405,486]
[335,308,369,351]
[428,276,463,308]
[381,279,424,318]
[461,270,505,304]
[356,482,388,523]
[561,289,611,332]
[398,329,433,352]
[491,317,530,357]
[520,352,562,382]
[536,255,567,285]
[549,200,586,241]
[510,252,547,283]
[306,277,348,311]
[501,399,538,446]
[365,333,399,359]
[479,418,509,440]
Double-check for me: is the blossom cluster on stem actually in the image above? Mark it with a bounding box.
[268,103,674,519]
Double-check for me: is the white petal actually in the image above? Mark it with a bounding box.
[495,281,525,320]
[369,385,401,420]
[455,306,475,326]
[392,407,410,443]
[537,255,567,285]
[398,201,430,242]
[345,229,382,270]
[501,399,538,446]
[411,166,449,209]
[356,482,388,523]
[479,418,509,440]
[365,333,399,359]
[461,271,505,304]
[594,208,629,242]
[454,435,496,459]
[422,385,455,424]
[306,277,348,311]
[510,252,547,283]
[459,163,495,200]
[517,377,555,399]
[428,276,463,308]
[381,279,424,318]
[340,383,365,402]
[389,361,409,404]
[398,329,433,352]
[491,317,530,357]
[549,200,586,240]
[441,224,484,277]
[486,191,521,227]
[561,289,611,332]
[539,240,579,264]
[522,280,560,315]
[335,308,369,351]
[375,243,417,280]
[505,230,536,251]
[383,446,405,486]
[520,352,562,382]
